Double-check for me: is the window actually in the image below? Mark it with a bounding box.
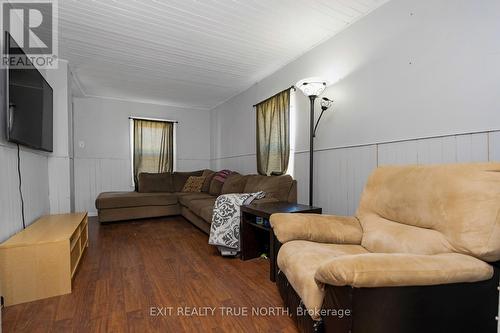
[130,118,175,188]
[256,89,291,176]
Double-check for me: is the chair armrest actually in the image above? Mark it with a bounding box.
[315,253,494,288]
[269,213,363,245]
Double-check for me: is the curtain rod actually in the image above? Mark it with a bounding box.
[252,86,296,108]
[129,116,178,124]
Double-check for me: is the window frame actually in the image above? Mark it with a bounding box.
[129,116,177,188]
[287,89,296,177]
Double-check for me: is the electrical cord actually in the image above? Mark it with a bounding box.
[17,144,26,229]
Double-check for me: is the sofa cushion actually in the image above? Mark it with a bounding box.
[244,175,293,201]
[182,176,206,193]
[277,240,368,320]
[356,163,500,261]
[173,170,204,192]
[201,170,215,193]
[96,191,177,209]
[199,205,214,223]
[209,170,232,196]
[174,192,194,197]
[220,173,247,194]
[188,197,216,216]
[178,193,214,207]
[138,173,173,193]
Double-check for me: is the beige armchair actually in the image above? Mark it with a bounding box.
[271,163,500,333]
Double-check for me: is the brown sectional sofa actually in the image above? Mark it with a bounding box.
[95,170,297,234]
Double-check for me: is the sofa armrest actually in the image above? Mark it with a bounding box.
[315,253,494,288]
[270,213,363,245]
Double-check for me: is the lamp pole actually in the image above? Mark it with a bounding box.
[296,77,328,207]
[309,95,316,206]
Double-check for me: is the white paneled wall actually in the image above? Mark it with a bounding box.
[313,145,377,215]
[489,131,500,161]
[48,157,72,214]
[74,157,133,214]
[378,133,490,165]
[177,159,211,173]
[0,145,49,242]
[293,145,377,215]
[212,130,500,216]
[0,146,22,241]
[21,151,50,224]
[210,154,257,175]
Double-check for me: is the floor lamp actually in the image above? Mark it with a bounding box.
[295,77,331,206]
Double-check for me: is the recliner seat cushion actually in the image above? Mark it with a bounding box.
[277,240,368,320]
[314,252,494,288]
[96,192,177,209]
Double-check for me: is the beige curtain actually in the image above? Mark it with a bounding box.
[256,89,290,176]
[133,119,174,188]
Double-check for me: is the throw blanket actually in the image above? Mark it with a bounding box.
[208,191,265,256]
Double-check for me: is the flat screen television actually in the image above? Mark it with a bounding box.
[5,32,53,152]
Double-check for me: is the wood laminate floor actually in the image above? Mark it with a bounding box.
[2,216,297,332]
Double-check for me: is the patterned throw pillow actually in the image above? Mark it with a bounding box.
[182,176,206,193]
[209,170,233,196]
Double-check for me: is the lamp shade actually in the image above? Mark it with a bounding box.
[295,77,327,97]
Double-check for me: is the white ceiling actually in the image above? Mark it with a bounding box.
[60,0,388,110]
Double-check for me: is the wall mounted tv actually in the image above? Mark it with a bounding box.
[5,32,53,152]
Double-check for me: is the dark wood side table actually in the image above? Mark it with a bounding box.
[240,202,322,282]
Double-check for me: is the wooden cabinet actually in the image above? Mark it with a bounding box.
[0,213,88,306]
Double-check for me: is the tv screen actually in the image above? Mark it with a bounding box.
[5,33,53,152]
